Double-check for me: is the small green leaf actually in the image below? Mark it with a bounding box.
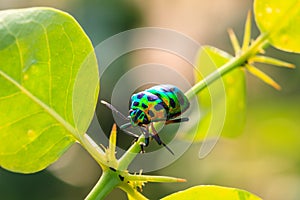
[161,185,262,200]
[254,0,300,53]
[186,46,246,141]
[0,7,99,173]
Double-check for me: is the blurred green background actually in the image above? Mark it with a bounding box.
[1,0,300,200]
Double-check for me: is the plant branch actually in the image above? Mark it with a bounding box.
[85,170,120,200]
[185,33,269,99]
[118,135,144,171]
[79,134,107,168]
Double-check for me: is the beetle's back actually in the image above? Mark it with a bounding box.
[130,91,167,124]
[146,84,189,119]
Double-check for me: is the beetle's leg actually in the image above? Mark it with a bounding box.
[138,126,150,153]
[150,123,174,155]
[140,136,150,153]
[165,117,189,125]
[150,117,189,124]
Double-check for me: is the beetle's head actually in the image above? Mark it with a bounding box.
[129,91,152,126]
[129,108,150,126]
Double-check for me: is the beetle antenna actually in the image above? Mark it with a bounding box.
[101,100,139,139]
[101,100,129,121]
[120,122,132,129]
[122,129,139,138]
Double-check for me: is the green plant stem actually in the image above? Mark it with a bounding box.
[79,134,107,168]
[85,170,120,200]
[118,33,270,170]
[185,33,269,99]
[118,135,144,170]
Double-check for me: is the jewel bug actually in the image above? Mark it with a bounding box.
[101,84,190,155]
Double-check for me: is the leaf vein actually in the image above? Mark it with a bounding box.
[1,21,23,83]
[61,25,75,123]
[0,110,43,130]
[21,135,73,168]
[0,92,21,100]
[0,70,80,140]
[39,23,52,107]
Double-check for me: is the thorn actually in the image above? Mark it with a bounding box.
[242,10,252,51]
[99,143,107,152]
[227,28,241,55]
[108,124,117,157]
[250,56,295,69]
[177,178,187,182]
[112,123,117,132]
[246,64,281,90]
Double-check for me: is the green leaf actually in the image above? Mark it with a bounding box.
[0,7,99,173]
[254,0,300,53]
[161,185,262,200]
[186,46,246,141]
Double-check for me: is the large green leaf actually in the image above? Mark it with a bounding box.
[0,7,99,173]
[254,0,300,53]
[161,185,262,200]
[186,46,246,141]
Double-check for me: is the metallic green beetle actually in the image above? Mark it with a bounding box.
[101,84,190,154]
